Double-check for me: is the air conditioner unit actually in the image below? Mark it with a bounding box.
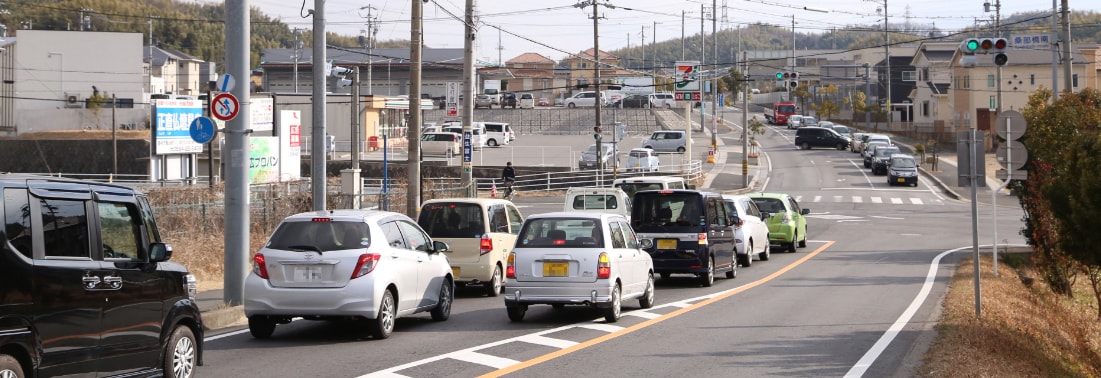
[64,92,82,108]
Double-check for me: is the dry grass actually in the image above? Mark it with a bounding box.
[918,255,1101,377]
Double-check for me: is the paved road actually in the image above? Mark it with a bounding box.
[197,109,1029,377]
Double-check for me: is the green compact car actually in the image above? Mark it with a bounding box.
[747,193,809,252]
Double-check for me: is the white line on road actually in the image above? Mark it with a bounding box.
[448,351,518,369]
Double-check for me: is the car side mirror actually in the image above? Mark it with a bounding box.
[150,242,173,262]
[801,208,810,215]
[433,240,451,254]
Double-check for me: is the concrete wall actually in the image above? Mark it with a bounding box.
[17,108,149,134]
[15,30,144,112]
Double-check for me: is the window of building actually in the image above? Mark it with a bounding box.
[1030,74,1035,85]
[922,68,930,81]
[988,74,995,88]
[922,101,930,117]
[1073,74,1079,88]
[902,71,917,82]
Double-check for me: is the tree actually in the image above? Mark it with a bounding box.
[792,83,811,115]
[721,67,746,100]
[813,85,841,120]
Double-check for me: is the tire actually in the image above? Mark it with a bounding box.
[567,103,576,108]
[801,142,810,150]
[0,354,24,378]
[368,290,396,339]
[485,266,503,297]
[726,259,738,279]
[431,279,453,321]
[739,242,753,267]
[506,304,527,322]
[488,139,498,147]
[248,316,276,339]
[639,273,655,309]
[798,228,808,248]
[164,325,197,378]
[676,146,686,153]
[698,256,715,287]
[603,284,622,323]
[837,143,845,150]
[760,241,771,261]
[788,232,798,252]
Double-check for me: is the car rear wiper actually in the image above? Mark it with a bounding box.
[288,245,323,254]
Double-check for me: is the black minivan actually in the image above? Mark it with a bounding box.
[631,190,738,287]
[0,174,203,377]
[794,126,849,150]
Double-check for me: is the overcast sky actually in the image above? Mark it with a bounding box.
[220,0,1091,64]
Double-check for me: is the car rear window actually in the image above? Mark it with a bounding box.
[417,202,485,238]
[572,194,621,210]
[266,220,371,252]
[517,218,603,248]
[750,198,785,214]
[631,192,705,231]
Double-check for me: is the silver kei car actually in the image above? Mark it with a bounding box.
[244,209,454,340]
[504,212,655,323]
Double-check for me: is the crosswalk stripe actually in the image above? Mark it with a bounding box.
[910,198,924,205]
[813,195,822,202]
[871,197,883,203]
[833,196,843,202]
[891,198,903,204]
[448,351,519,369]
[852,196,863,203]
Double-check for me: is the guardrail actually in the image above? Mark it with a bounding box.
[473,160,703,195]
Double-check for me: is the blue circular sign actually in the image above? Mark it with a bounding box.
[189,116,217,144]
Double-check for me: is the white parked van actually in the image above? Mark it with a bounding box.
[563,187,632,220]
[612,176,691,199]
[442,122,487,149]
[482,122,515,146]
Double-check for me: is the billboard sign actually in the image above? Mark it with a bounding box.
[152,99,203,155]
[279,110,302,181]
[674,61,701,91]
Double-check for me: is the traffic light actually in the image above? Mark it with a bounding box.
[775,72,784,80]
[789,80,798,89]
[991,38,1008,66]
[959,37,1008,67]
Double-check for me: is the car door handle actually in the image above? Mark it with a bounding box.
[102,275,123,290]
[82,275,102,290]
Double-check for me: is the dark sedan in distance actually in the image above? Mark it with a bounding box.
[612,94,652,108]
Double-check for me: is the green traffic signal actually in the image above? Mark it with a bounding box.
[965,39,979,52]
[775,72,784,80]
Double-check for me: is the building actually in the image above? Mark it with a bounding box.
[146,46,210,96]
[259,47,468,99]
[908,42,957,133]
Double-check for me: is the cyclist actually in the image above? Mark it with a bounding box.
[501,162,516,198]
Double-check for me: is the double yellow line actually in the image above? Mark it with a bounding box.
[480,241,834,377]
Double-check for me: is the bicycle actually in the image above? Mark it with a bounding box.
[502,179,516,200]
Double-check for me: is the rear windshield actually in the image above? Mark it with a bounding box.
[571,194,625,210]
[751,198,785,214]
[629,150,649,158]
[615,183,663,199]
[517,217,603,248]
[266,220,371,252]
[417,202,484,238]
[631,192,705,232]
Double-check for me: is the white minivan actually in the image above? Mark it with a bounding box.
[442,123,487,149]
[563,187,633,221]
[612,176,691,199]
[482,122,515,146]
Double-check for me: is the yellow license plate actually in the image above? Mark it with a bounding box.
[657,239,678,250]
[543,262,569,277]
[451,267,460,279]
[897,178,906,183]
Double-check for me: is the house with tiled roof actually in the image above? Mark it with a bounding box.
[489,52,567,102]
[560,48,621,92]
[908,42,957,130]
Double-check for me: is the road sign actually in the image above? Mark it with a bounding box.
[189,116,217,144]
[675,91,701,101]
[218,74,236,92]
[463,131,473,163]
[211,93,240,121]
[995,110,1027,141]
[996,140,1028,171]
[674,61,700,91]
[996,169,1029,181]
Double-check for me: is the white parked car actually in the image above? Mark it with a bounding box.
[442,124,487,149]
[505,212,655,322]
[420,132,461,158]
[244,210,454,340]
[722,195,771,267]
[564,91,608,108]
[625,147,660,172]
[519,93,535,109]
[648,92,677,108]
[641,130,687,154]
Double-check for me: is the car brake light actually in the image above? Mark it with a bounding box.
[697,233,708,245]
[252,253,269,279]
[479,235,493,256]
[506,253,516,278]
[597,252,611,279]
[311,217,332,223]
[351,254,381,279]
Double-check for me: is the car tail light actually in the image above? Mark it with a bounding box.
[479,235,493,256]
[351,254,382,279]
[252,254,269,279]
[506,252,516,278]
[697,233,708,245]
[597,252,611,279]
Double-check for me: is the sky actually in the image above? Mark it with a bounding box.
[217,0,1090,64]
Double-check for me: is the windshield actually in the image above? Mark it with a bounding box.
[517,218,603,248]
[833,126,849,134]
[875,147,900,158]
[571,194,626,210]
[631,192,705,231]
[891,157,917,168]
[266,220,371,252]
[777,105,795,113]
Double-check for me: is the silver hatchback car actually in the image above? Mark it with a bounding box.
[504,212,655,322]
[244,210,454,340]
[642,130,688,153]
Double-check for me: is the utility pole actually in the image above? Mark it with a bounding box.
[224,0,251,306]
[712,0,717,152]
[310,0,327,211]
[1060,0,1071,93]
[361,6,379,95]
[988,0,1002,134]
[1051,0,1059,99]
[641,26,645,73]
[408,0,424,214]
[864,62,872,128]
[700,4,706,133]
[653,21,660,76]
[461,0,475,195]
[883,0,891,131]
[293,28,303,93]
[742,51,749,188]
[681,10,685,60]
[351,66,361,204]
[592,1,604,172]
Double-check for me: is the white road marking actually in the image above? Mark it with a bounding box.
[813,195,822,202]
[852,196,863,203]
[576,323,625,333]
[625,311,662,319]
[890,198,903,204]
[833,196,843,202]
[448,351,518,369]
[518,335,579,349]
[910,198,924,205]
[871,197,883,204]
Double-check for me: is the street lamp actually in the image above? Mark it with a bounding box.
[47,52,63,100]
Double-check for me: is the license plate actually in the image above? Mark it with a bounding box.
[543,262,569,277]
[293,266,322,282]
[657,239,678,250]
[451,267,460,279]
[897,178,906,183]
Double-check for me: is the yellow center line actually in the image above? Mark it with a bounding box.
[480,240,835,377]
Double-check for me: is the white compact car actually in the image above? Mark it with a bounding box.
[245,210,454,340]
[722,194,771,267]
[625,148,660,172]
[505,212,655,322]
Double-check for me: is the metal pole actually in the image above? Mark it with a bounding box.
[462,0,475,195]
[971,128,981,317]
[1051,0,1058,99]
[408,0,423,215]
[112,94,117,176]
[293,28,300,93]
[742,51,749,188]
[864,63,871,129]
[711,0,718,151]
[593,1,603,172]
[311,0,327,211]
[352,66,361,179]
[700,4,705,133]
[224,0,251,306]
[1060,0,1071,93]
[884,0,892,132]
[681,10,685,60]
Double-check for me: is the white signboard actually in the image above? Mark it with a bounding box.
[251,97,274,132]
[279,110,303,181]
[152,99,203,155]
[674,61,701,92]
[1012,34,1052,50]
[446,81,459,118]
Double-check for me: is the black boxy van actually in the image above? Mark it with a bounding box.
[0,174,203,377]
[794,126,849,150]
[630,190,738,287]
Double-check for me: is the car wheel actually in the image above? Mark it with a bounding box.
[368,290,396,339]
[798,229,808,248]
[164,325,197,378]
[488,139,498,147]
[726,258,738,279]
[864,161,871,168]
[760,241,771,261]
[837,143,846,150]
[431,279,453,321]
[506,304,527,322]
[485,266,503,297]
[567,103,576,108]
[739,242,753,267]
[698,256,715,287]
[801,142,810,150]
[604,284,622,323]
[677,146,686,153]
[665,104,672,109]
[639,273,655,309]
[248,316,276,339]
[0,354,22,378]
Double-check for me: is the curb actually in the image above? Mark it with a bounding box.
[202,305,247,331]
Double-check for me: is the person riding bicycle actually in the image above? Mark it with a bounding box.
[501,162,516,197]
